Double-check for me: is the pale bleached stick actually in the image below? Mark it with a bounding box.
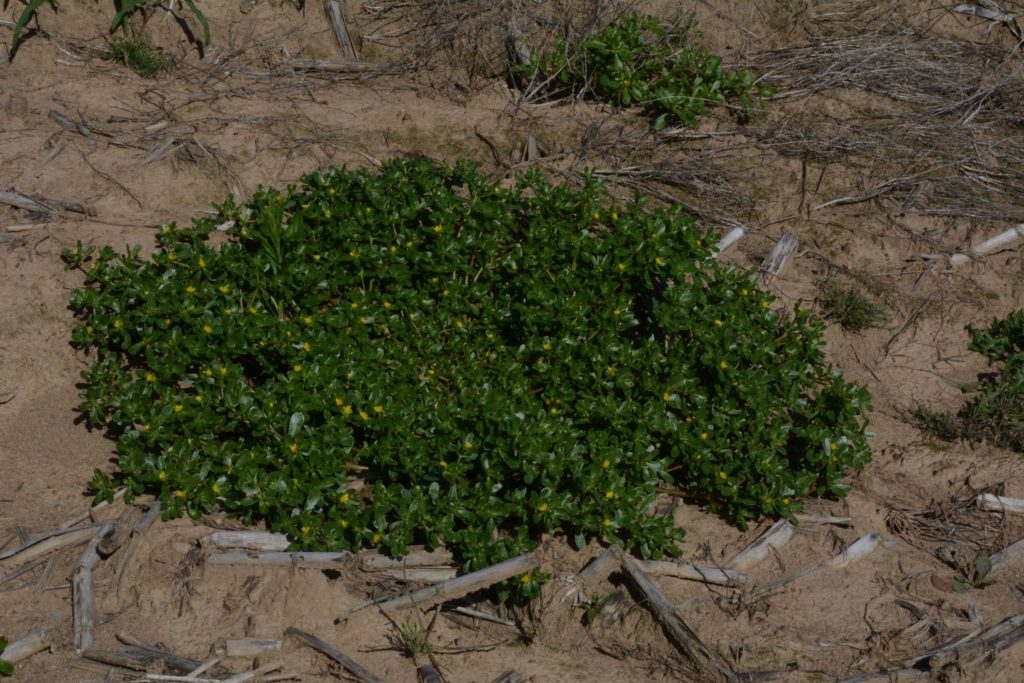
[726,519,795,571]
[97,505,145,557]
[712,227,746,258]
[324,0,358,59]
[286,627,387,683]
[620,553,738,682]
[221,660,284,683]
[202,531,290,552]
[373,552,540,613]
[287,59,391,74]
[794,514,853,527]
[750,533,882,600]
[977,493,1024,514]
[0,626,52,663]
[760,232,798,284]
[906,613,1024,669]
[634,560,747,586]
[986,536,1024,575]
[60,488,126,529]
[225,639,282,657]
[0,523,102,562]
[380,567,457,583]
[949,224,1024,267]
[74,521,113,654]
[185,656,222,678]
[562,547,618,605]
[206,551,350,566]
[359,548,455,570]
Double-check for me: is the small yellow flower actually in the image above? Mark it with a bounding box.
[663,392,670,401]
[313,254,321,262]
[439,460,448,469]
[741,289,748,296]
[186,285,196,294]
[218,285,229,294]
[198,257,206,269]
[194,394,202,402]
[359,410,369,421]
[602,459,611,469]
[442,289,449,297]
[350,303,359,310]
[146,372,156,382]
[521,573,532,584]
[203,325,213,334]
[613,309,621,316]
[373,405,384,414]
[167,252,175,262]
[605,490,615,499]
[782,497,790,505]
[248,306,258,314]
[203,368,213,377]
[114,319,122,329]
[700,432,708,441]
[549,407,558,415]
[537,502,548,512]
[719,360,728,369]
[714,319,722,327]
[335,397,344,406]
[365,207,372,214]
[289,443,298,454]
[293,364,302,372]
[405,241,413,248]
[175,490,185,499]
[718,471,727,480]
[389,245,397,253]
[158,471,167,481]
[762,300,770,309]
[212,483,220,494]
[433,224,444,233]
[162,225,171,235]
[464,440,473,450]
[343,405,353,416]
[174,404,183,413]
[301,525,310,535]
[371,532,381,545]
[655,257,664,265]
[617,263,625,271]
[86,326,94,334]
[603,518,612,527]
[606,366,616,375]
[612,212,619,221]
[340,518,349,528]
[383,301,392,309]
[349,250,357,258]
[328,188,335,196]
[325,209,332,219]
[303,316,313,325]
[219,367,228,376]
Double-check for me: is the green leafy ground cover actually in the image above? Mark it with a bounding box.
[525,12,772,128]
[65,158,871,583]
[916,309,1024,452]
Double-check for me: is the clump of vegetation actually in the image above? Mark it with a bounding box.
[524,12,772,128]
[818,281,885,331]
[9,0,209,57]
[106,37,169,78]
[0,636,12,677]
[913,309,1024,452]
[64,158,871,591]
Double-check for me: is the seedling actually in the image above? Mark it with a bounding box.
[0,636,12,677]
[954,556,996,593]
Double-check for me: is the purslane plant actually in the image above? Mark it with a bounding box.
[524,13,772,128]
[65,158,871,587]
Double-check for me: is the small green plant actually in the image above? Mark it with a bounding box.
[524,13,772,128]
[953,556,995,594]
[106,37,169,77]
[7,0,208,56]
[395,614,433,657]
[818,281,885,331]
[0,636,12,677]
[64,158,871,593]
[913,309,1024,452]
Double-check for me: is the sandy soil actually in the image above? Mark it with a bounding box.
[3,1,1024,681]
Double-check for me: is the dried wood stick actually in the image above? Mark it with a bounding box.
[84,645,231,677]
[0,626,52,663]
[635,560,747,586]
[60,488,126,528]
[98,505,145,557]
[74,521,113,654]
[726,520,795,570]
[760,232,798,284]
[202,531,290,552]
[380,567,458,583]
[713,227,746,258]
[359,548,455,570]
[221,660,283,683]
[287,58,391,74]
[0,190,90,215]
[750,533,881,599]
[135,501,162,533]
[490,673,524,683]
[185,656,222,677]
[225,639,282,657]
[794,514,853,527]
[986,536,1024,575]
[141,136,178,166]
[373,552,540,613]
[206,551,350,566]
[446,606,517,627]
[620,553,738,682]
[838,669,929,682]
[324,0,358,60]
[915,614,1024,670]
[129,676,218,683]
[0,523,102,562]
[285,627,386,683]
[977,493,1024,514]
[562,547,617,605]
[949,224,1024,267]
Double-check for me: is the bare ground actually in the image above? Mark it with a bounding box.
[3,1,1024,681]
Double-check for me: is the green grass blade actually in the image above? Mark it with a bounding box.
[11,0,50,52]
[110,0,147,34]
[181,0,211,45]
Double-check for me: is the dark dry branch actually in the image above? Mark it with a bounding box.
[886,487,1007,577]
